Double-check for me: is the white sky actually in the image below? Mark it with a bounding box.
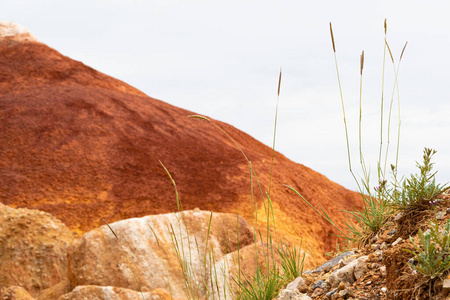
[2,1,450,192]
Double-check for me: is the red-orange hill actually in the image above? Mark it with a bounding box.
[0,38,362,261]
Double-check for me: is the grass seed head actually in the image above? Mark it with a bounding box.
[277,68,282,96]
[400,41,408,61]
[360,50,365,75]
[188,115,210,122]
[330,22,336,52]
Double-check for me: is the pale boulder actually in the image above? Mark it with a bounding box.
[67,210,253,299]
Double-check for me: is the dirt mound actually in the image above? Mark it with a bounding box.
[0,29,362,263]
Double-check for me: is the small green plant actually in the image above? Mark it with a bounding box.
[379,148,448,211]
[342,193,392,246]
[404,219,450,279]
[233,268,284,300]
[277,241,306,281]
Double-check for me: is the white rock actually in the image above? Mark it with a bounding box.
[354,256,369,280]
[380,265,387,277]
[328,255,368,286]
[286,276,306,291]
[392,237,403,246]
[0,21,38,42]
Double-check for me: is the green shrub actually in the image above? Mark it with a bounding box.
[404,219,450,279]
[379,148,448,211]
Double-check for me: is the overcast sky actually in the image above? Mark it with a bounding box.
[2,1,450,192]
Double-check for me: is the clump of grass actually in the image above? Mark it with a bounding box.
[288,20,407,246]
[233,267,284,300]
[159,161,224,300]
[277,240,306,281]
[342,193,392,246]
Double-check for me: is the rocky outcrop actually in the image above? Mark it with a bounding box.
[0,204,265,299]
[277,192,450,300]
[67,209,253,299]
[0,203,75,298]
[0,21,362,263]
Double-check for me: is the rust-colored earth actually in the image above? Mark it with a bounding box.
[0,37,362,263]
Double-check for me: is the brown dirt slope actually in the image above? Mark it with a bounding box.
[0,35,362,262]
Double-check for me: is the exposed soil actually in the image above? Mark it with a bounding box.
[288,191,450,300]
[0,37,363,264]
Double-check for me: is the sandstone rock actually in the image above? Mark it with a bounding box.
[0,286,35,300]
[0,204,75,297]
[57,285,170,300]
[67,210,253,299]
